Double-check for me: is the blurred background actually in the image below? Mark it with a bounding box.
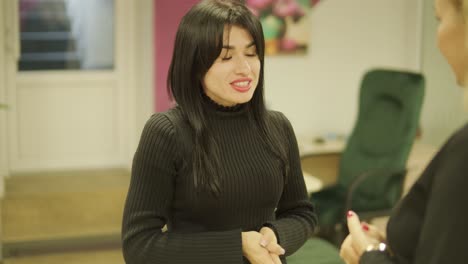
[0,0,466,263]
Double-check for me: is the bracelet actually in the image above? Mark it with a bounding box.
[365,242,387,253]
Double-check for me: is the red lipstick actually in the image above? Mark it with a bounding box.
[230,78,252,93]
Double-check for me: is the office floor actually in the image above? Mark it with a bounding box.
[1,169,130,263]
[4,249,124,264]
[3,169,128,241]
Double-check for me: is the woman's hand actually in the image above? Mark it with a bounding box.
[361,221,386,244]
[242,230,284,264]
[260,227,285,263]
[340,234,360,264]
[340,211,377,264]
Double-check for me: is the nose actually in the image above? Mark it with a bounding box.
[234,57,251,75]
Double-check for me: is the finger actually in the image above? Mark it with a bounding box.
[260,238,269,248]
[340,236,352,256]
[260,228,276,245]
[340,235,354,261]
[340,237,359,264]
[257,249,275,264]
[339,235,353,258]
[340,248,359,264]
[361,223,379,244]
[346,211,368,253]
[270,253,282,264]
[362,222,385,242]
[343,249,359,264]
[266,242,285,255]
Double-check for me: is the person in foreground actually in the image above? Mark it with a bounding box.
[121,0,317,263]
[340,0,468,263]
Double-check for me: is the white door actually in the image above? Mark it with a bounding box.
[3,0,135,173]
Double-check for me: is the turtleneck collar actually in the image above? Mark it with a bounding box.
[201,92,248,117]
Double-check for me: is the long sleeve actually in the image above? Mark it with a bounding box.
[360,251,395,263]
[360,124,468,264]
[122,114,243,264]
[410,128,468,264]
[265,112,318,256]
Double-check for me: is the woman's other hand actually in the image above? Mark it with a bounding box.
[260,227,285,263]
[242,230,284,264]
[361,221,386,244]
[340,211,373,264]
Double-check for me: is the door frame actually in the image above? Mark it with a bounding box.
[0,2,9,261]
[111,0,155,167]
[0,0,16,198]
[126,0,155,166]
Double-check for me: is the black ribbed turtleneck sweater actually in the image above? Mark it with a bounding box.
[122,100,317,264]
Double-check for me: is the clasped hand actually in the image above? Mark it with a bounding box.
[242,227,286,264]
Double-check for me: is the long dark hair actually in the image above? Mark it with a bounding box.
[167,0,288,195]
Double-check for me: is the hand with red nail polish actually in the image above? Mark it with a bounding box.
[361,222,386,245]
[340,211,380,264]
[361,223,369,231]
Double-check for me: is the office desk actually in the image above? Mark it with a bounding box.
[298,138,437,195]
[298,139,345,193]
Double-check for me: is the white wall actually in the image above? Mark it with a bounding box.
[0,3,7,261]
[419,0,467,147]
[265,0,422,139]
[0,0,7,200]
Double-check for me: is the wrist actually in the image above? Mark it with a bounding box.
[365,242,393,257]
[365,243,386,252]
[240,232,248,256]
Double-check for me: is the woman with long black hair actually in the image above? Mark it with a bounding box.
[122,1,317,263]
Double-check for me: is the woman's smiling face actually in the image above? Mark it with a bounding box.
[202,25,261,107]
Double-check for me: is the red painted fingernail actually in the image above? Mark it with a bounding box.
[347,211,353,217]
[362,223,369,231]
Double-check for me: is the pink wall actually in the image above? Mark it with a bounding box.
[154,0,199,112]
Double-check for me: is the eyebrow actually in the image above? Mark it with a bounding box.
[222,41,256,50]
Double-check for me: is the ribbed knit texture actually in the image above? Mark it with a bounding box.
[122,101,317,264]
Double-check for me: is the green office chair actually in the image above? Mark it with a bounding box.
[310,69,425,245]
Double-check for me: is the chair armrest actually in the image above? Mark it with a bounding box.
[345,168,407,212]
[311,183,346,201]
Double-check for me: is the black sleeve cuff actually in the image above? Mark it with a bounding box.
[360,250,395,264]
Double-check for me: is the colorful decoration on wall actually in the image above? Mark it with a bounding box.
[311,0,321,7]
[246,0,315,55]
